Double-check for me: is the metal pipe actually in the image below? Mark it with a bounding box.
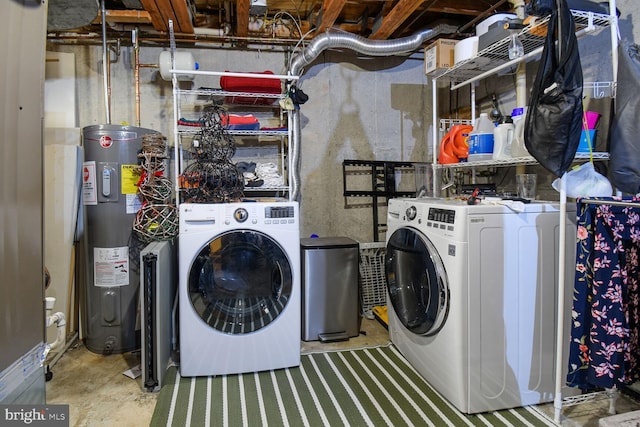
[288,24,457,201]
[101,0,111,123]
[47,33,308,49]
[107,43,113,121]
[431,78,438,196]
[133,28,140,127]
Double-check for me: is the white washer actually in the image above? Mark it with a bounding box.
[179,202,300,377]
[385,197,575,414]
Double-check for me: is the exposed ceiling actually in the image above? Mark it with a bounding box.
[47,0,516,48]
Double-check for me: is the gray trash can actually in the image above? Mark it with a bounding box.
[301,237,361,342]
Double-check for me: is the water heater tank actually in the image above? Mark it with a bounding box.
[82,124,160,354]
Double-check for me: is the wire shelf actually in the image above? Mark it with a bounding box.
[438,10,612,86]
[178,125,288,136]
[434,152,609,169]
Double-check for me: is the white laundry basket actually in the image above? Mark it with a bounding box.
[358,242,387,319]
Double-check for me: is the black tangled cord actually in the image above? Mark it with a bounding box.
[179,104,244,203]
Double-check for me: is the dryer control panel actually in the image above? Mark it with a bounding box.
[426,208,456,233]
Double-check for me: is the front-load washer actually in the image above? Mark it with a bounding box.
[179,201,300,377]
[385,197,576,414]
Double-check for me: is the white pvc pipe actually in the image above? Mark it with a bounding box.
[193,26,230,37]
[46,312,67,351]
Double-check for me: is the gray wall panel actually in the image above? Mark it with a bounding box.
[0,0,47,371]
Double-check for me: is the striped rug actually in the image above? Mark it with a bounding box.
[150,345,556,426]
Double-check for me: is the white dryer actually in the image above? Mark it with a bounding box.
[179,201,300,377]
[385,197,575,414]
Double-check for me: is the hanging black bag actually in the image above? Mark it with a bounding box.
[525,0,555,17]
[524,0,583,177]
[609,42,640,194]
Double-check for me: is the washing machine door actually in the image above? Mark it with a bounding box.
[188,230,292,334]
[385,227,449,336]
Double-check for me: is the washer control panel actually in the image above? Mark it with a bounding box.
[265,205,295,219]
[233,207,249,223]
[264,205,296,225]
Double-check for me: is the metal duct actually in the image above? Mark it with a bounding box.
[288,24,457,201]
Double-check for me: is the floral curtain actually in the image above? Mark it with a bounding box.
[567,197,640,390]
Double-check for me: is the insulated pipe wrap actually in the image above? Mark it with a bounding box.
[288,24,457,201]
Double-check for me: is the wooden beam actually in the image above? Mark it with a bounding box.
[139,0,193,33]
[92,10,153,25]
[315,0,347,34]
[139,0,168,32]
[171,0,194,33]
[426,0,509,17]
[236,0,249,38]
[155,0,180,31]
[369,0,423,40]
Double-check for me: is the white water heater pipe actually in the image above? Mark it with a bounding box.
[45,297,67,352]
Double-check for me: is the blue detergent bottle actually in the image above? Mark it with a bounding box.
[467,113,494,162]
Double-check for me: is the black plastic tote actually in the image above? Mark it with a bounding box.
[524,0,584,177]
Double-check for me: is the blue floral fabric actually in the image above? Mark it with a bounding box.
[567,197,640,390]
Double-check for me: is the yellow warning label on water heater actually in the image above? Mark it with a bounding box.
[120,164,140,195]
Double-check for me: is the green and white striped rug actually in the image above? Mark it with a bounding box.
[150,345,555,426]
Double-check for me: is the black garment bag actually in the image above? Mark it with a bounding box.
[609,42,640,195]
[524,0,584,177]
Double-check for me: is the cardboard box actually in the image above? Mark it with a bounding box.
[424,39,458,76]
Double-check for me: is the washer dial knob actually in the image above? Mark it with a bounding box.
[406,206,417,221]
[234,207,249,223]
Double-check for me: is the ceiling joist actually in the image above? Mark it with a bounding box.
[315,0,347,35]
[139,0,194,33]
[49,0,514,48]
[370,0,424,40]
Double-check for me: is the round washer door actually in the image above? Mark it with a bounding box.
[188,229,292,334]
[385,227,449,336]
